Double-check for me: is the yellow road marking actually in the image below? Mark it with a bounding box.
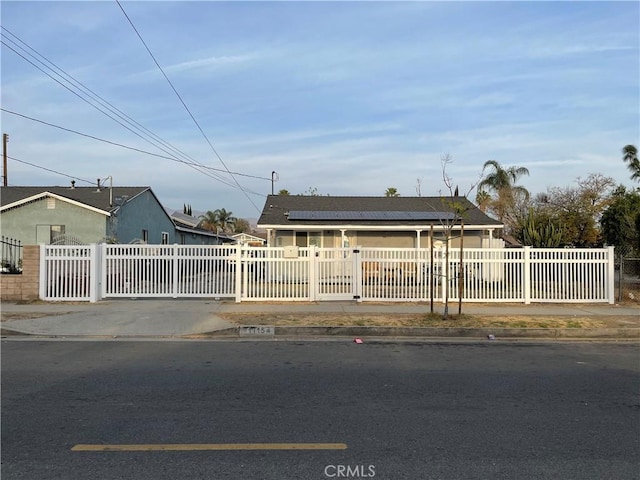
[72,443,348,452]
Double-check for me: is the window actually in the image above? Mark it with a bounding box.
[142,229,149,243]
[295,232,307,247]
[161,232,169,245]
[36,225,65,244]
[51,225,65,243]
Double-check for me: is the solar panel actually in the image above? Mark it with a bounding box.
[286,210,457,221]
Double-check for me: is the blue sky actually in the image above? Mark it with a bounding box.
[2,1,639,219]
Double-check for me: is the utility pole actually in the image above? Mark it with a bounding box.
[2,133,8,187]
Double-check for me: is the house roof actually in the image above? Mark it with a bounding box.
[0,186,151,212]
[258,195,502,229]
[170,211,201,228]
[232,232,267,242]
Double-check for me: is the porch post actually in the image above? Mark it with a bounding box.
[416,230,421,249]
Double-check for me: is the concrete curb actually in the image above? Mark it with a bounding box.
[203,326,640,340]
[3,326,639,341]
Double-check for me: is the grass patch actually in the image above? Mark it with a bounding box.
[220,313,613,329]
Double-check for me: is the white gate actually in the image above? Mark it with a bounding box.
[102,244,237,298]
[40,245,98,302]
[314,247,358,301]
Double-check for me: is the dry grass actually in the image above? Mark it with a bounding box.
[219,313,636,329]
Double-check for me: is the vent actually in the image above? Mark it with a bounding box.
[46,198,56,209]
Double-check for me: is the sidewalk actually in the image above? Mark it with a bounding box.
[1,299,638,339]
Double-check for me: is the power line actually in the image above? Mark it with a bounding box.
[115,0,261,214]
[8,154,270,199]
[1,26,195,168]
[7,155,97,185]
[1,27,253,191]
[0,31,234,187]
[1,108,272,184]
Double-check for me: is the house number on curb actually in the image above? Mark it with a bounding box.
[239,326,275,336]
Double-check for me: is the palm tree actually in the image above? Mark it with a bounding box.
[215,208,237,233]
[198,210,219,232]
[478,160,530,225]
[384,187,400,197]
[622,144,640,182]
[198,208,236,233]
[475,190,492,213]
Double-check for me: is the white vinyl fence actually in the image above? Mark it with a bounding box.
[40,244,616,304]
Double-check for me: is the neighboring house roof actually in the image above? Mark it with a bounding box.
[174,223,219,238]
[258,195,503,229]
[170,211,201,228]
[232,233,267,242]
[0,186,151,213]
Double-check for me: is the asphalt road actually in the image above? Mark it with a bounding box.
[2,339,639,480]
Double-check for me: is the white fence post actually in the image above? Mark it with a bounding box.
[39,244,46,300]
[89,244,99,303]
[523,246,531,305]
[100,243,108,300]
[353,246,362,302]
[309,245,317,302]
[172,244,179,298]
[440,247,447,303]
[607,246,615,304]
[234,244,242,303]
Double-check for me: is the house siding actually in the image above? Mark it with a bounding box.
[110,190,175,244]
[0,197,106,245]
[177,230,221,245]
[356,231,414,248]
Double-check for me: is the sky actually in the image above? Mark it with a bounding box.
[1,1,639,220]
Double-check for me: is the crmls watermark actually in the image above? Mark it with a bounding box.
[323,465,376,478]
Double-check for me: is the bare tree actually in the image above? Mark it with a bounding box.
[436,154,483,318]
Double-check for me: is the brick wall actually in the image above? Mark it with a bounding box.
[1,245,40,301]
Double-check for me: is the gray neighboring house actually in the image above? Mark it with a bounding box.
[257,195,504,249]
[0,185,177,245]
[170,211,234,245]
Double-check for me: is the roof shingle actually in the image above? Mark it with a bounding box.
[258,195,501,227]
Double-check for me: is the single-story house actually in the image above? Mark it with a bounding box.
[170,211,234,245]
[231,232,267,246]
[257,195,504,249]
[1,184,177,245]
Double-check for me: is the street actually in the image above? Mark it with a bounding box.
[2,339,639,480]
